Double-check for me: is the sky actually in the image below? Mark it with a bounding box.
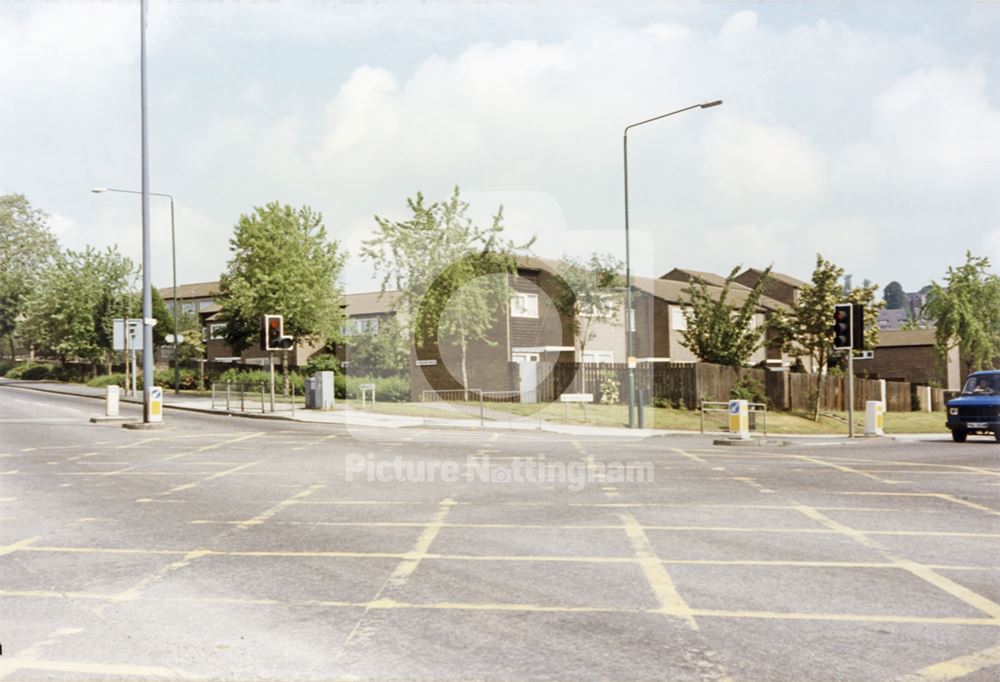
[1,0,999,295]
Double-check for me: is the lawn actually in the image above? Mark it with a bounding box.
[344,398,950,435]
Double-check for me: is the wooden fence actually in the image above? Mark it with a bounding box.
[527,361,925,412]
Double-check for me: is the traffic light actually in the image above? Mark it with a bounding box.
[832,303,864,351]
[833,304,852,350]
[262,314,294,351]
[850,302,864,350]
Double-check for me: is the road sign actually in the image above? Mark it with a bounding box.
[416,359,437,367]
[112,318,143,351]
[165,333,185,344]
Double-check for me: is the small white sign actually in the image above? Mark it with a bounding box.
[165,333,185,344]
[359,383,376,391]
[112,319,144,351]
[560,393,594,403]
[415,359,437,366]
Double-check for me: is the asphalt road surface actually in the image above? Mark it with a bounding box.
[0,383,998,681]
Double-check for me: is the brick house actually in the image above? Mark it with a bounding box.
[865,329,962,389]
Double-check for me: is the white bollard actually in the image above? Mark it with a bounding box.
[147,386,163,423]
[864,400,884,436]
[728,399,750,440]
[105,385,120,417]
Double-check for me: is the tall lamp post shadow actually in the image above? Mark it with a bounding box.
[91,187,180,395]
[623,99,722,428]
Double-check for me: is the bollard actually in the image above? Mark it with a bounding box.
[226,382,231,411]
[105,385,120,417]
[728,399,750,440]
[240,384,245,412]
[260,384,266,413]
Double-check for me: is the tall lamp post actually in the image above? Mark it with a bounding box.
[624,100,722,428]
[92,187,179,395]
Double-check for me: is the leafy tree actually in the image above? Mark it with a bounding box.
[883,281,906,310]
[553,253,624,363]
[22,246,136,368]
[680,265,773,366]
[361,187,534,391]
[172,311,205,364]
[346,317,409,370]
[770,254,883,419]
[218,202,346,393]
[923,251,1000,371]
[0,193,59,360]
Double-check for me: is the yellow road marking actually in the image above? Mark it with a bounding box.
[108,549,210,604]
[0,536,39,556]
[152,461,259,498]
[620,511,698,630]
[237,483,325,527]
[838,492,999,515]
[898,642,1000,681]
[339,497,456,651]
[0,658,179,678]
[796,505,1000,620]
[162,430,264,461]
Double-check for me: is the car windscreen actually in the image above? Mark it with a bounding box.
[961,375,1000,395]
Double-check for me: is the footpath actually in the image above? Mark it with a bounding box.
[0,378,948,442]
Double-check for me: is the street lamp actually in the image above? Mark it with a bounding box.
[92,186,180,395]
[623,99,722,428]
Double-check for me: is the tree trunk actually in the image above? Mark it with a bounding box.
[282,353,290,397]
[812,371,822,421]
[8,336,15,363]
[461,338,469,402]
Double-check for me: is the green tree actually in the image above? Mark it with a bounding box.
[0,193,59,360]
[883,281,905,310]
[923,251,1000,371]
[23,246,136,369]
[680,265,773,366]
[771,254,883,419]
[218,202,346,393]
[361,187,534,391]
[171,311,206,364]
[346,317,409,370]
[553,253,624,363]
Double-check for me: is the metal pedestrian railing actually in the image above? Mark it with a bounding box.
[210,381,296,415]
[699,401,767,435]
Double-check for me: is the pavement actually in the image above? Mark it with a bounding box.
[0,381,998,681]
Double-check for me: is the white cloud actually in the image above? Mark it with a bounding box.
[1,3,998,295]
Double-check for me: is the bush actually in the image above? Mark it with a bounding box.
[87,373,126,388]
[338,375,411,402]
[215,368,305,394]
[6,362,55,381]
[0,359,14,377]
[304,354,341,375]
[153,368,199,390]
[730,374,766,404]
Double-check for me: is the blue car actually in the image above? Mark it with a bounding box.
[946,371,1000,443]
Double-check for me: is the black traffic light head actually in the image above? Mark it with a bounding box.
[262,314,293,351]
[851,302,864,350]
[832,304,852,350]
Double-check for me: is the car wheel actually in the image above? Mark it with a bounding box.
[952,429,968,443]
[994,431,1000,444]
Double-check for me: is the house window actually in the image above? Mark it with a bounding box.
[582,350,614,364]
[199,300,213,311]
[511,292,539,318]
[209,323,226,340]
[512,352,540,362]
[581,293,617,319]
[182,302,195,315]
[671,307,688,331]
[348,317,380,335]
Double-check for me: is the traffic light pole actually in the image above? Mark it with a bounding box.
[269,352,276,413]
[847,351,855,438]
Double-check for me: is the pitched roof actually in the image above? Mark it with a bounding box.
[158,281,220,300]
[632,275,787,312]
[877,329,936,347]
[660,268,750,289]
[344,290,402,316]
[737,267,807,289]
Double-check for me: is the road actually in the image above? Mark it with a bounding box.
[0,383,998,681]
